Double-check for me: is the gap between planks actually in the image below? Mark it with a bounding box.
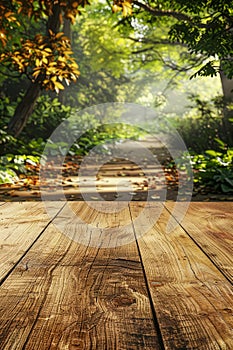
[164,202,233,284]
[0,201,162,350]
[0,202,65,285]
[129,202,233,350]
[0,201,232,350]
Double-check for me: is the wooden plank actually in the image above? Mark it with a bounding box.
[165,202,233,283]
[0,202,161,350]
[0,202,63,284]
[129,202,233,350]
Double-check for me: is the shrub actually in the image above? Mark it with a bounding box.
[174,94,224,153]
[189,137,233,193]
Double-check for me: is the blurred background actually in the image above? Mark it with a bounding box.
[0,0,232,201]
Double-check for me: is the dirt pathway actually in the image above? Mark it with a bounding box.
[0,137,232,201]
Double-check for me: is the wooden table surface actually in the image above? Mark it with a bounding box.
[0,201,232,350]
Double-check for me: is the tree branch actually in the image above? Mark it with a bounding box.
[127,36,188,47]
[131,46,154,54]
[133,1,192,21]
[133,1,209,28]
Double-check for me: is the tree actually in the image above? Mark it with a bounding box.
[1,0,150,140]
[113,0,233,144]
[0,0,86,136]
[64,2,143,108]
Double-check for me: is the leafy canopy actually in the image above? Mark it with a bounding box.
[0,0,90,92]
[113,0,233,79]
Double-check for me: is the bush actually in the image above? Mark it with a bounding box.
[174,95,224,153]
[45,122,145,157]
[21,95,72,141]
[191,140,233,193]
[1,95,145,159]
[0,167,18,184]
[0,95,72,156]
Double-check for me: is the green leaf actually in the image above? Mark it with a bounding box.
[205,150,220,157]
[225,177,233,187]
[214,138,225,149]
[221,183,233,193]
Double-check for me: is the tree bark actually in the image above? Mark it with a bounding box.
[219,68,233,146]
[7,4,62,137]
[58,18,71,105]
[7,81,41,137]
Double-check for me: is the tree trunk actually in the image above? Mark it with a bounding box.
[219,68,233,146]
[7,4,62,138]
[7,81,41,137]
[58,18,71,104]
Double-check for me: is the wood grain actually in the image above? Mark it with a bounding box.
[0,202,62,284]
[130,202,233,350]
[165,202,233,283]
[0,202,161,350]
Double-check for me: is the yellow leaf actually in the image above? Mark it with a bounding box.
[70,73,78,81]
[12,56,20,63]
[32,70,40,78]
[35,58,41,66]
[66,13,75,24]
[63,50,73,55]
[55,32,64,39]
[42,57,48,64]
[8,16,17,22]
[54,81,65,90]
[44,47,52,53]
[0,31,6,39]
[58,56,66,62]
[112,4,122,13]
[48,62,57,66]
[122,2,132,16]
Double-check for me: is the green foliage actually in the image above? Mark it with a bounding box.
[0,167,18,184]
[0,96,16,125]
[0,90,145,159]
[24,96,72,140]
[165,0,233,78]
[46,122,145,156]
[14,139,46,157]
[0,154,40,184]
[0,129,16,145]
[74,123,144,155]
[174,95,224,152]
[173,94,233,194]
[191,147,233,193]
[0,95,71,155]
[0,154,40,174]
[0,0,84,92]
[64,3,143,108]
[118,0,233,79]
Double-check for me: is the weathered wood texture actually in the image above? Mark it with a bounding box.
[0,202,160,350]
[129,202,233,350]
[0,202,232,350]
[165,202,233,283]
[0,202,62,284]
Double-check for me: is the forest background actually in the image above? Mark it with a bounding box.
[0,0,233,200]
